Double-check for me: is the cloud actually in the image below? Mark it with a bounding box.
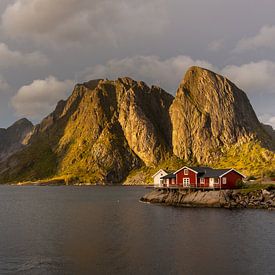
[221,60,275,94]
[0,42,48,69]
[11,76,73,120]
[259,113,275,129]
[82,55,216,92]
[1,0,168,46]
[234,25,275,52]
[208,39,225,52]
[0,74,12,94]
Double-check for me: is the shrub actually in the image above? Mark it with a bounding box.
[246,175,257,181]
[236,179,246,189]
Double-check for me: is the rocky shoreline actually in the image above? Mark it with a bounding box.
[140,188,275,210]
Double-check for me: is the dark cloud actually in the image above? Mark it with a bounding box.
[0,0,274,128]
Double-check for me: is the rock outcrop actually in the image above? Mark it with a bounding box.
[0,78,173,183]
[141,188,275,209]
[0,66,274,184]
[0,118,33,162]
[170,67,273,163]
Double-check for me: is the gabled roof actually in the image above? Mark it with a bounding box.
[200,169,231,178]
[173,166,212,175]
[151,169,169,178]
[199,168,246,178]
[173,166,245,178]
[161,173,176,179]
[219,169,246,178]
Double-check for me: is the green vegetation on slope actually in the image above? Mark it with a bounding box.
[213,141,275,179]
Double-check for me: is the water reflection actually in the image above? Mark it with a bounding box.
[0,186,274,274]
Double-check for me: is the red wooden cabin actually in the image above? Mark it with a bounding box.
[160,166,245,189]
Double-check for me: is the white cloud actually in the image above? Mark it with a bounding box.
[234,25,275,52]
[11,76,73,120]
[259,113,275,129]
[221,60,275,94]
[82,55,216,92]
[0,42,48,69]
[1,0,168,46]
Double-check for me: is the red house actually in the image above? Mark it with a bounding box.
[160,166,245,189]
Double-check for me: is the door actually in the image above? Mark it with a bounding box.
[209,178,214,188]
[183,178,190,187]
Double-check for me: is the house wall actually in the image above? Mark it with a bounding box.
[221,171,243,189]
[176,168,197,187]
[153,170,167,186]
[169,178,176,186]
[198,177,209,188]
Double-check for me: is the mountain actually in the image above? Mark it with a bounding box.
[170,66,273,163]
[0,67,274,184]
[0,118,33,162]
[262,123,275,143]
[0,78,173,183]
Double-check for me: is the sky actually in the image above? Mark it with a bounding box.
[0,0,275,128]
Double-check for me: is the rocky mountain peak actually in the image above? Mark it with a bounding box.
[170,66,272,162]
[0,67,274,184]
[0,118,33,162]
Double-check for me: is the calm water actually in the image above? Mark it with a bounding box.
[0,186,274,275]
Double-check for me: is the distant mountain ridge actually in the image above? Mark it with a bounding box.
[0,67,274,184]
[0,118,33,162]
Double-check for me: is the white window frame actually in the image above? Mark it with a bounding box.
[200,178,205,185]
[222,177,227,184]
[184,169,189,175]
[183,178,190,187]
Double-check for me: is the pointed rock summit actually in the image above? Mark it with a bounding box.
[0,67,274,184]
[0,118,33,162]
[170,66,272,162]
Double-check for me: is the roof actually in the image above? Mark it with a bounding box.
[173,166,245,178]
[161,173,176,179]
[200,169,231,178]
[152,169,168,178]
[174,166,213,175]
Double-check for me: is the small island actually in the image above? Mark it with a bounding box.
[141,166,275,209]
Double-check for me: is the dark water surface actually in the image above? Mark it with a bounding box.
[0,186,274,275]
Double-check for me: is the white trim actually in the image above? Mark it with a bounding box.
[200,178,205,184]
[222,177,227,184]
[209,178,214,188]
[174,166,198,175]
[183,178,190,187]
[152,169,167,178]
[218,169,246,178]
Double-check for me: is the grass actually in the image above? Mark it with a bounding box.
[238,182,275,193]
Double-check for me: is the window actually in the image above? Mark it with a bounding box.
[222,177,227,184]
[184,169,189,175]
[200,178,205,184]
[183,178,190,187]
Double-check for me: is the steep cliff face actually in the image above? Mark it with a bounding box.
[170,66,272,163]
[0,66,274,184]
[0,78,173,183]
[262,123,275,143]
[0,118,33,162]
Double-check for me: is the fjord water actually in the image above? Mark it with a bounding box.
[0,186,274,275]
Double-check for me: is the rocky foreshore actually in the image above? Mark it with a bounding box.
[140,188,275,210]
